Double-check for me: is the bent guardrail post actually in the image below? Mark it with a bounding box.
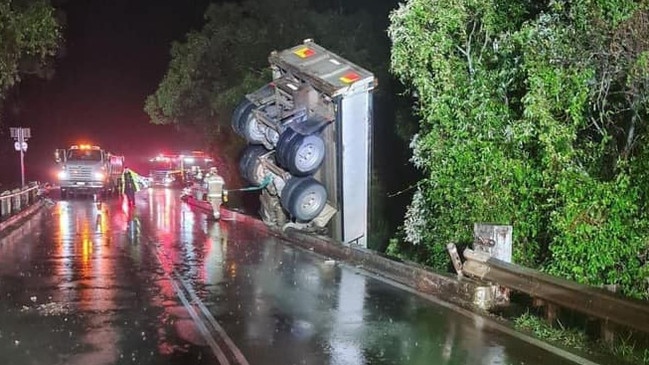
[446,243,464,276]
[462,247,649,335]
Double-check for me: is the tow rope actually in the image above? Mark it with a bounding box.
[225,175,272,193]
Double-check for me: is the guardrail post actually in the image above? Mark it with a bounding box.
[21,187,27,207]
[29,182,38,204]
[11,189,21,213]
[446,243,463,275]
[532,297,559,326]
[545,303,559,326]
[1,190,10,219]
[601,284,620,344]
[474,224,513,304]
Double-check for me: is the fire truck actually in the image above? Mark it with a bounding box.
[55,144,124,198]
[148,151,214,187]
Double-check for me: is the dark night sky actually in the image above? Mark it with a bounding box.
[0,0,212,185]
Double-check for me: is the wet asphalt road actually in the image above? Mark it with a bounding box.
[0,188,580,365]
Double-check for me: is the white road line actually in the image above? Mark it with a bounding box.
[149,237,249,365]
[150,243,231,365]
[163,264,231,365]
[173,264,251,365]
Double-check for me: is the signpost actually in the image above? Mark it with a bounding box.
[10,127,30,187]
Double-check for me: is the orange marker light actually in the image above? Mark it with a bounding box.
[293,47,315,58]
[340,72,361,84]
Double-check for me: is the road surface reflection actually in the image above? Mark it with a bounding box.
[0,189,585,365]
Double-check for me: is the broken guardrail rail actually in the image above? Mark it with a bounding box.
[462,248,649,334]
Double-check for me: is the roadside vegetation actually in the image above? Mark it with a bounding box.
[515,311,649,364]
[0,0,61,102]
[388,0,649,300]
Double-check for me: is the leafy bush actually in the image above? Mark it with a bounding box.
[388,0,649,299]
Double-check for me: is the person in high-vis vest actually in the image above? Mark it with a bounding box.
[205,167,225,220]
[120,167,142,206]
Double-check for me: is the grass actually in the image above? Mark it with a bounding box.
[513,311,649,364]
[514,311,588,350]
[608,332,649,365]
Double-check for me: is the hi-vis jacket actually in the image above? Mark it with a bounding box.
[119,169,145,193]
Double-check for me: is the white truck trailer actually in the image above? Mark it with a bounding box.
[233,39,375,247]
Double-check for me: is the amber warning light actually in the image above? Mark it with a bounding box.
[340,72,361,84]
[293,47,315,59]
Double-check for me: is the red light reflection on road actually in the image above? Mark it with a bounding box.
[53,200,118,364]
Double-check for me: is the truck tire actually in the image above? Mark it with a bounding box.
[276,129,325,176]
[232,99,254,136]
[232,98,265,145]
[280,177,327,222]
[276,128,301,167]
[239,145,269,185]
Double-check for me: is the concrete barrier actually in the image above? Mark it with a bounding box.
[0,199,47,238]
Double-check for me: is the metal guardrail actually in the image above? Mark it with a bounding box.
[0,182,41,222]
[462,248,649,334]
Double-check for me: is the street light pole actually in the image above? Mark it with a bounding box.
[10,127,30,187]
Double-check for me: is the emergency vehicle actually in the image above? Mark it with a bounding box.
[148,151,215,187]
[55,144,125,198]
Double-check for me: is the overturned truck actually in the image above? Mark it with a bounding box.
[233,39,375,247]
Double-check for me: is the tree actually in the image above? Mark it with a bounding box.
[0,0,61,102]
[389,0,649,298]
[145,0,381,130]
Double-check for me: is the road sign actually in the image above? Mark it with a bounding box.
[9,127,31,186]
[10,127,30,139]
[14,141,28,151]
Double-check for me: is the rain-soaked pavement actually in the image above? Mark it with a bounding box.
[0,188,582,365]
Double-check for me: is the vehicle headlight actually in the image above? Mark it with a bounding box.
[58,171,68,180]
[94,172,105,180]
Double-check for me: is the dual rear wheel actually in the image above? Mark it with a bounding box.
[235,98,328,223]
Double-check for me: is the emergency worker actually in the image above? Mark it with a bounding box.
[120,167,142,206]
[205,167,225,220]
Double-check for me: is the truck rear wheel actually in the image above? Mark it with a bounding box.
[280,177,327,222]
[233,99,266,145]
[232,99,254,136]
[239,145,270,185]
[276,129,325,176]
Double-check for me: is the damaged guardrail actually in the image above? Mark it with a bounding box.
[0,182,41,223]
[462,247,649,335]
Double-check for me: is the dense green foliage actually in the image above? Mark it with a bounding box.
[389,0,649,298]
[0,0,61,101]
